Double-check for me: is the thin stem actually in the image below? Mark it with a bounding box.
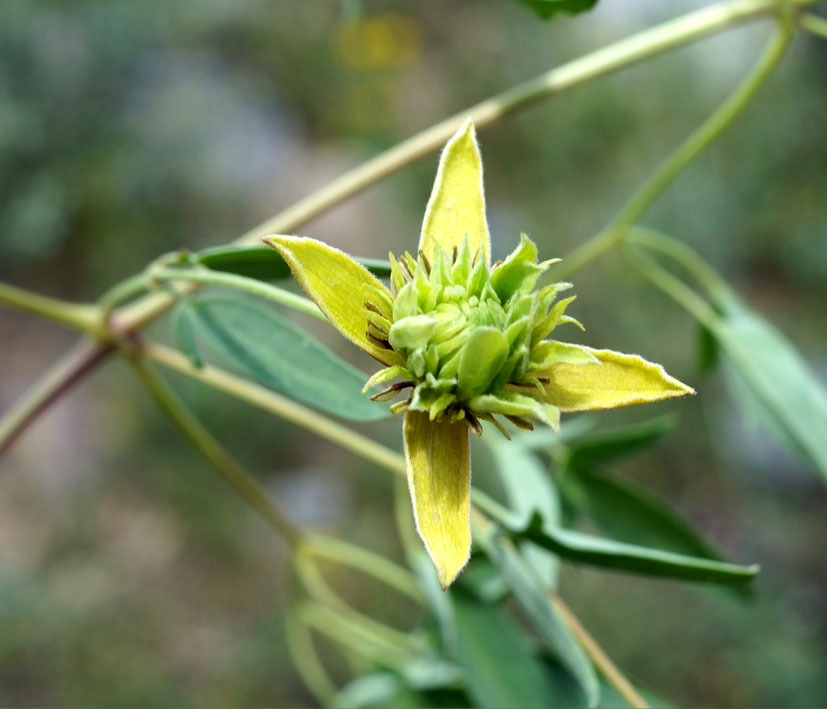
[0,280,105,338]
[144,342,408,477]
[0,338,115,457]
[149,267,325,321]
[555,19,793,279]
[626,227,735,305]
[284,611,338,705]
[304,534,424,603]
[1,0,804,453]
[551,594,650,709]
[235,0,808,247]
[625,247,721,331]
[128,354,303,547]
[800,12,827,39]
[97,272,150,317]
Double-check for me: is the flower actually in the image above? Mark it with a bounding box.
[264,119,693,589]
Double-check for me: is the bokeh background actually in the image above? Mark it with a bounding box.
[1,1,825,706]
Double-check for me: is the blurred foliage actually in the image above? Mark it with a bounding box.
[1,1,826,707]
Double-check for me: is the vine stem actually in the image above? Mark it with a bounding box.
[0,280,104,337]
[0,0,809,455]
[0,338,115,455]
[554,17,793,279]
[551,594,651,709]
[800,12,827,39]
[127,353,304,547]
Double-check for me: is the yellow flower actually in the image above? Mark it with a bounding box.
[264,119,693,589]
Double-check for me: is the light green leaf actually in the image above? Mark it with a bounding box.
[264,235,401,367]
[714,299,827,482]
[419,118,491,266]
[515,512,758,587]
[453,592,561,709]
[457,327,509,399]
[542,347,694,412]
[486,436,560,587]
[404,412,471,589]
[183,295,390,421]
[474,518,600,708]
[561,462,724,561]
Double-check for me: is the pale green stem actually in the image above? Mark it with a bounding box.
[0,338,115,457]
[284,611,339,705]
[626,227,736,305]
[127,354,304,546]
[625,248,722,331]
[551,593,650,709]
[2,0,806,453]
[97,272,151,317]
[0,280,105,338]
[143,341,408,477]
[800,12,827,39]
[555,19,793,279]
[149,267,325,321]
[304,534,424,603]
[296,601,415,669]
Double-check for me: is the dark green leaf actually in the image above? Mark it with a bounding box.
[474,519,600,708]
[512,0,599,20]
[566,415,677,463]
[560,462,724,560]
[487,437,560,586]
[172,301,203,368]
[183,295,390,421]
[714,299,827,482]
[514,512,759,587]
[697,321,719,373]
[197,244,392,281]
[453,592,561,708]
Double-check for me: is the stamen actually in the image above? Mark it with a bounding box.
[465,412,483,437]
[505,415,534,431]
[370,381,414,402]
[366,331,393,350]
[418,251,431,276]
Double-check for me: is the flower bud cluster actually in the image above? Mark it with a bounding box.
[363,235,594,435]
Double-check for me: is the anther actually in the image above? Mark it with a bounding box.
[366,331,393,350]
[370,381,414,402]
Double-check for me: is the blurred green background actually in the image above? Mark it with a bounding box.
[1,1,825,706]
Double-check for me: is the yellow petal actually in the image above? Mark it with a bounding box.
[264,236,401,367]
[403,411,471,589]
[419,118,491,266]
[542,347,695,412]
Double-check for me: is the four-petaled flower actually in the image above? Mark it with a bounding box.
[265,119,693,589]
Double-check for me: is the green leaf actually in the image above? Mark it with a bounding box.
[182,295,390,421]
[172,301,203,368]
[453,592,561,709]
[474,519,600,708]
[561,462,724,560]
[512,0,599,21]
[713,299,827,482]
[198,244,392,281]
[514,512,759,587]
[566,415,678,463]
[697,321,719,374]
[486,437,560,587]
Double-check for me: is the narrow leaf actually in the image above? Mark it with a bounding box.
[404,412,471,589]
[419,118,491,266]
[186,295,390,421]
[486,436,560,587]
[198,244,392,281]
[264,236,401,367]
[566,415,677,463]
[453,592,560,709]
[513,0,599,20]
[542,347,694,412]
[714,299,827,482]
[515,512,758,587]
[562,462,724,560]
[474,517,600,708]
